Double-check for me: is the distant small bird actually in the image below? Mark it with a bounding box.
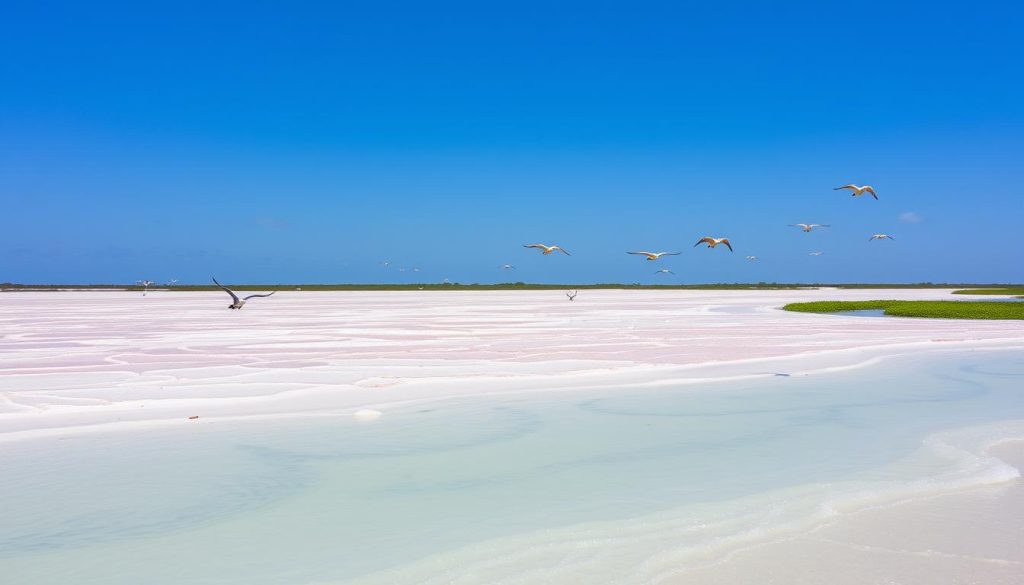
[566,290,578,301]
[809,251,824,256]
[835,184,878,199]
[746,256,758,261]
[500,264,516,270]
[166,279,179,286]
[212,277,276,310]
[654,268,675,275]
[627,251,681,261]
[869,234,895,241]
[694,237,733,252]
[524,243,570,256]
[789,223,830,232]
[380,261,391,268]
[412,267,420,272]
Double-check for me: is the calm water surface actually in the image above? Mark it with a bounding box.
[1,350,1022,584]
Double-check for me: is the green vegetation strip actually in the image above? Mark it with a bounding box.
[952,288,1024,297]
[783,300,1024,320]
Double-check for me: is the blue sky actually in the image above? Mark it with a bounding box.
[2,1,1021,284]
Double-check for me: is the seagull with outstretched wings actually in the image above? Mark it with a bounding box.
[212,277,276,310]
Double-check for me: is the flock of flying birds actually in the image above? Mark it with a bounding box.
[517,183,892,280]
[141,183,892,308]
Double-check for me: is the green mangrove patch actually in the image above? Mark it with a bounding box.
[782,300,1024,320]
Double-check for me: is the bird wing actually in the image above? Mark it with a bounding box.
[721,238,733,252]
[790,224,807,229]
[662,252,681,256]
[864,186,878,199]
[884,234,894,240]
[523,244,546,250]
[555,247,571,256]
[243,291,277,300]
[694,237,713,247]
[815,224,831,228]
[834,185,857,191]
[212,277,240,304]
[627,251,654,257]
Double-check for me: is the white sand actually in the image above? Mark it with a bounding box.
[666,441,1024,585]
[1,289,1022,442]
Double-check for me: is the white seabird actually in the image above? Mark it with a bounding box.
[694,237,733,252]
[789,223,830,232]
[212,277,277,310]
[627,251,681,261]
[835,184,878,199]
[524,244,570,256]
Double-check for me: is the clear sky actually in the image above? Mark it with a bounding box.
[2,1,1022,284]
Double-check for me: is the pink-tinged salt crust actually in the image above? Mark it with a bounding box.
[1,289,1021,441]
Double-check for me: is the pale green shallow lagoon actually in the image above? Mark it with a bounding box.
[1,350,1023,584]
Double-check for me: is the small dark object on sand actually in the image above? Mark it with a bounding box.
[188,415,199,420]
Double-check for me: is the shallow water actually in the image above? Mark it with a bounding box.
[1,350,1023,584]
[837,309,888,317]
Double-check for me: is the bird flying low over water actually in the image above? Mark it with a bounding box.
[524,244,570,255]
[809,251,824,256]
[627,251,681,261]
[835,184,878,199]
[654,268,675,275]
[212,277,277,309]
[694,237,733,252]
[746,256,758,261]
[869,234,895,241]
[789,223,830,232]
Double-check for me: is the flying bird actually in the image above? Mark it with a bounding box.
[166,279,179,286]
[212,277,277,310]
[809,251,824,256]
[694,237,733,252]
[500,264,516,270]
[869,234,895,241]
[789,223,830,232]
[835,184,878,199]
[524,244,570,256]
[627,251,681,261]
[746,256,758,261]
[566,290,578,301]
[136,280,155,296]
[654,268,675,275]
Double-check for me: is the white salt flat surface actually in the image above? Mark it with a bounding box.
[1,289,1021,440]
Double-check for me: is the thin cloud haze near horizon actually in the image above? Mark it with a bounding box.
[1,1,1021,284]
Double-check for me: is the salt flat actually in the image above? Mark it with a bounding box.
[1,289,1021,440]
[2,289,1024,584]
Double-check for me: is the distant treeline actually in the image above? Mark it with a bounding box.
[3,282,1021,292]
